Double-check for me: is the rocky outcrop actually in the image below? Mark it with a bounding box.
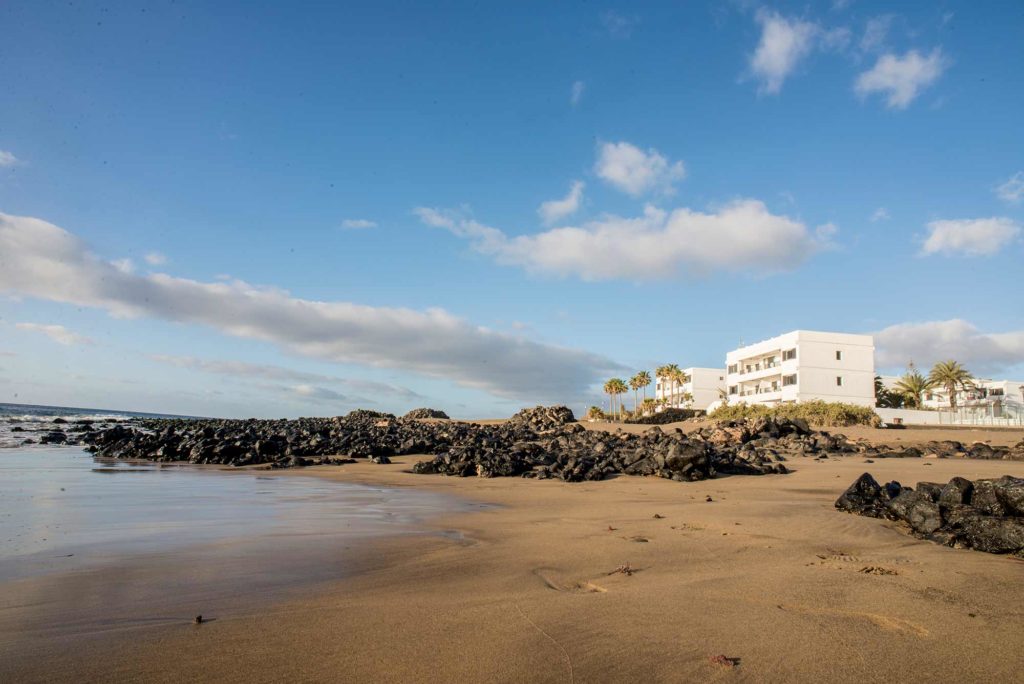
[73,406,1024,490]
[403,408,450,420]
[836,473,1024,556]
[506,405,576,431]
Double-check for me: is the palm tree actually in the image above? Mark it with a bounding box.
[662,363,682,407]
[894,369,934,409]
[629,373,646,414]
[612,378,629,420]
[654,365,672,407]
[672,368,690,407]
[928,360,974,410]
[603,379,617,419]
[635,370,652,405]
[604,378,629,420]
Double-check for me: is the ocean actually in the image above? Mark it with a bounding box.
[0,401,187,449]
[0,404,473,620]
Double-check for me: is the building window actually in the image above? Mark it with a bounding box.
[836,376,844,387]
[783,348,796,361]
[782,374,797,386]
[727,364,737,374]
[835,350,843,361]
[728,385,737,395]
[989,388,1004,396]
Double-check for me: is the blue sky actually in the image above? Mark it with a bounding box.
[1,1,1022,418]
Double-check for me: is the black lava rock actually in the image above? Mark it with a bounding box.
[837,473,1024,557]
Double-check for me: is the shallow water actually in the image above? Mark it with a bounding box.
[0,447,467,583]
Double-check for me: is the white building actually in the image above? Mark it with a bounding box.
[654,367,726,411]
[881,375,1024,419]
[725,330,875,407]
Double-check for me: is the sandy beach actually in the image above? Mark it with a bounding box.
[2,425,1023,683]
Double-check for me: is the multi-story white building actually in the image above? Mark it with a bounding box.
[654,367,726,411]
[725,330,875,407]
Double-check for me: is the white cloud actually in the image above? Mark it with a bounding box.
[870,207,890,222]
[854,48,947,109]
[144,251,167,266]
[0,151,19,167]
[291,384,354,403]
[538,181,584,225]
[150,354,424,400]
[995,172,1024,204]
[111,258,135,274]
[0,212,618,401]
[601,10,637,38]
[594,141,685,196]
[875,320,1024,375]
[341,218,378,230]
[859,15,893,53]
[570,80,585,106]
[749,10,819,94]
[920,217,1020,257]
[15,322,94,346]
[417,199,830,281]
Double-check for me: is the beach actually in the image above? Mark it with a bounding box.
[2,425,1023,683]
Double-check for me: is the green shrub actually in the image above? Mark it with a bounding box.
[708,400,879,427]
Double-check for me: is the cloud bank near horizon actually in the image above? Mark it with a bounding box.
[0,211,622,403]
[875,319,1024,376]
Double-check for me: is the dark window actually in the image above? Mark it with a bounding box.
[727,364,737,374]
[783,348,796,361]
[835,350,843,361]
[836,376,844,387]
[728,385,737,395]
[782,374,797,386]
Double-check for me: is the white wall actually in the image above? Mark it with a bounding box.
[876,407,1024,427]
[687,367,726,411]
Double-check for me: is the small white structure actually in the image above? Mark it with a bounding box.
[655,367,726,411]
[725,330,875,407]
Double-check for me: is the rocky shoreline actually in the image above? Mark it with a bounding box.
[67,405,1024,482]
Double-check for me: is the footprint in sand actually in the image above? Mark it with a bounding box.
[533,568,608,594]
[816,548,863,563]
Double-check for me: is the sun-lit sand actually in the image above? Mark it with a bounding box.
[2,426,1023,683]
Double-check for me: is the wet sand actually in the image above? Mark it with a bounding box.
[3,435,1023,683]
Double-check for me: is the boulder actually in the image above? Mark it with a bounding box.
[835,473,887,517]
[915,482,944,502]
[886,490,942,535]
[939,477,973,506]
[993,476,1024,516]
[971,480,1007,517]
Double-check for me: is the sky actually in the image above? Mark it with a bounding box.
[1,0,1022,418]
